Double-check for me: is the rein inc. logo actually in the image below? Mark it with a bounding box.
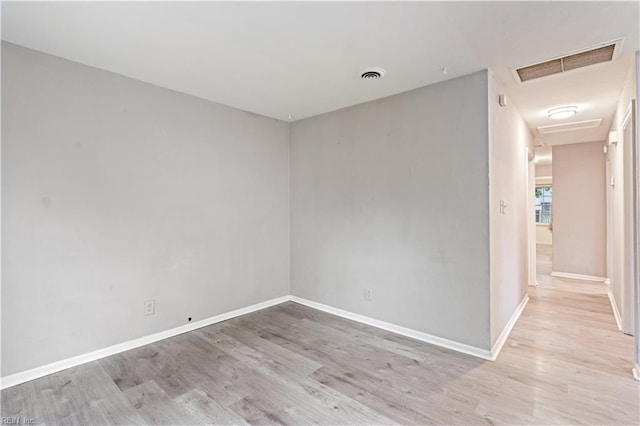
[1,418,35,425]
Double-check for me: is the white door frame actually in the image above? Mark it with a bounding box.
[632,51,640,380]
[527,147,537,287]
[620,102,636,337]
[620,97,638,380]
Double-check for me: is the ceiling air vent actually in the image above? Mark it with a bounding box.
[515,41,619,82]
[360,67,386,80]
[361,71,381,79]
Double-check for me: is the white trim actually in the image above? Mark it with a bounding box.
[0,296,291,390]
[633,364,640,381]
[550,271,607,282]
[2,293,533,389]
[604,278,611,285]
[289,296,493,361]
[490,295,529,360]
[535,241,552,245]
[606,285,623,331]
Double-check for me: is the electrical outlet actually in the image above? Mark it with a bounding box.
[364,288,373,301]
[144,300,155,316]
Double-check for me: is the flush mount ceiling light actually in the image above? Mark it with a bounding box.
[547,106,578,120]
[360,67,386,80]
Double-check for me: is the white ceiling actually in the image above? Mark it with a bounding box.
[2,1,639,144]
[493,47,635,148]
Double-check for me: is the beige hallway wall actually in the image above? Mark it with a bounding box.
[487,73,534,346]
[552,141,607,278]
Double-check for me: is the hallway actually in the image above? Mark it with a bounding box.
[502,243,639,422]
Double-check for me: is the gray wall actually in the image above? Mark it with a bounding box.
[1,43,290,376]
[487,73,533,345]
[290,71,491,350]
[552,141,607,278]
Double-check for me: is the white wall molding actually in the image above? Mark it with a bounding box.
[289,296,493,361]
[490,295,529,360]
[3,293,529,389]
[535,241,553,246]
[0,296,291,390]
[606,286,623,331]
[633,364,640,381]
[603,278,611,285]
[550,271,607,282]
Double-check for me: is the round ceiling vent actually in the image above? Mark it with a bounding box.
[360,67,386,80]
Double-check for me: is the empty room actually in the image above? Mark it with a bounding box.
[2,1,640,425]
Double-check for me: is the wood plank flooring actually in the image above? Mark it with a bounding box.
[2,245,638,425]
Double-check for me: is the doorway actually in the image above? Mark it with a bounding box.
[532,148,553,285]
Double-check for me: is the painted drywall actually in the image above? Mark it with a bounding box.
[1,43,290,376]
[608,58,637,334]
[535,164,552,179]
[290,71,491,350]
[552,141,607,278]
[487,73,533,346]
[536,224,553,245]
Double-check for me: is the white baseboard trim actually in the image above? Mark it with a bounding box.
[633,364,640,381]
[289,296,493,361]
[490,295,529,360]
[528,281,539,287]
[604,278,611,285]
[0,295,291,390]
[550,271,607,282]
[606,286,623,331]
[535,242,553,245]
[3,293,531,389]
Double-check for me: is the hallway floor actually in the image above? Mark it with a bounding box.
[1,246,638,424]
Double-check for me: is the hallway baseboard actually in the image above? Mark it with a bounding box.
[550,271,607,282]
[606,286,623,331]
[491,295,530,360]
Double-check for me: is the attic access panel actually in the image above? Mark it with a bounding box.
[516,43,616,82]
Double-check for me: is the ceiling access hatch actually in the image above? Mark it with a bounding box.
[514,40,621,82]
[537,118,603,134]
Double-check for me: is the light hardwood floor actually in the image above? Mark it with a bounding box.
[2,246,638,425]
